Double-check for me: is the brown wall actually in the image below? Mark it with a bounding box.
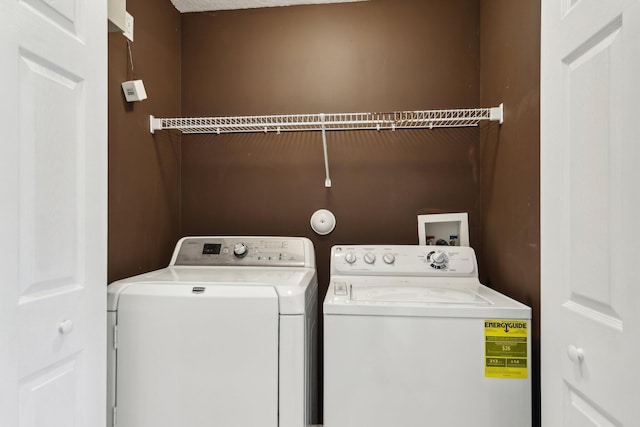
[108,0,182,282]
[107,0,541,424]
[180,0,482,294]
[180,0,481,419]
[479,1,541,425]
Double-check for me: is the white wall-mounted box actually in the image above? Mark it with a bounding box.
[417,212,469,246]
[121,80,147,102]
[108,0,126,33]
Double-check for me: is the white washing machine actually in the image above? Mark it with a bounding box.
[107,236,318,427]
[323,244,531,427]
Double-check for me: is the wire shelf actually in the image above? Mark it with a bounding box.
[149,104,503,188]
[149,105,503,135]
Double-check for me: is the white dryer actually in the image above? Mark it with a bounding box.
[107,236,318,427]
[324,245,531,427]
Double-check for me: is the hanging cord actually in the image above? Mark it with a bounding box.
[126,40,135,81]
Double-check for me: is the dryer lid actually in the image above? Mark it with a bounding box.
[107,266,317,314]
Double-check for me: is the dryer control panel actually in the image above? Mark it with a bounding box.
[171,236,313,267]
[331,245,478,277]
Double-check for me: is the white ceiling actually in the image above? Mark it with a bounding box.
[170,0,367,13]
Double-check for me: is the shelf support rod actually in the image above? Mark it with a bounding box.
[320,113,332,188]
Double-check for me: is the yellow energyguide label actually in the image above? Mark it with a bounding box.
[484,319,528,379]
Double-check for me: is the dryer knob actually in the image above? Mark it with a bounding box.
[364,252,376,264]
[233,243,249,258]
[383,253,396,264]
[345,252,357,264]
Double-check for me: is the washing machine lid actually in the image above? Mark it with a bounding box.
[324,278,531,319]
[108,266,317,314]
[350,283,491,305]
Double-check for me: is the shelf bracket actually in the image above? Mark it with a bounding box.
[489,103,504,125]
[149,115,163,134]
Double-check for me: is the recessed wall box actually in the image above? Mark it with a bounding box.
[121,80,147,102]
[417,212,469,246]
[108,0,126,32]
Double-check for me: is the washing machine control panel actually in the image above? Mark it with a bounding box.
[172,237,311,267]
[331,245,477,277]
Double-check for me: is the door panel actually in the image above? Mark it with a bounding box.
[0,0,106,425]
[20,0,83,36]
[18,354,81,427]
[563,17,623,327]
[18,49,84,299]
[563,384,621,427]
[542,0,640,424]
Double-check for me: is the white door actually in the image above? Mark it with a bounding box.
[0,0,107,426]
[541,0,640,425]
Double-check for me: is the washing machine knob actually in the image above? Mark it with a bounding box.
[345,252,357,264]
[364,252,376,264]
[233,242,249,258]
[383,253,396,264]
[429,250,449,269]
